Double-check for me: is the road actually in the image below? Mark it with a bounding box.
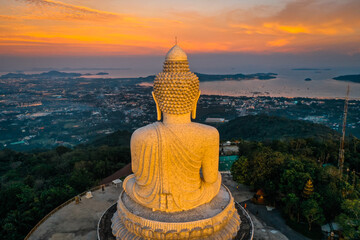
[222,173,309,240]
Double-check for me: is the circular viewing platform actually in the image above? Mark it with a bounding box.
[25,183,123,240]
[26,177,253,240]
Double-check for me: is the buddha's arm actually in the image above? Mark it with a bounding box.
[130,125,157,176]
[201,129,219,184]
[130,130,141,175]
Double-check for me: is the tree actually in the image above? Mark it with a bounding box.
[230,156,249,184]
[249,147,286,190]
[301,198,325,231]
[282,193,300,222]
[337,199,360,239]
[319,180,343,221]
[55,146,71,156]
[279,157,313,195]
[0,133,132,240]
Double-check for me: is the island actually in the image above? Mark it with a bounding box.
[292,68,331,71]
[333,74,360,83]
[1,70,276,83]
[95,72,109,75]
[0,71,110,79]
[0,71,82,79]
[195,72,277,81]
[137,72,277,83]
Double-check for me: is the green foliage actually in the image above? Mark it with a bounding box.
[55,146,71,156]
[87,130,131,147]
[301,195,325,231]
[337,199,360,239]
[282,193,300,221]
[0,131,131,240]
[230,156,249,184]
[230,137,360,237]
[218,115,340,141]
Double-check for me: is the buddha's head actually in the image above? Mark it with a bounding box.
[153,44,200,120]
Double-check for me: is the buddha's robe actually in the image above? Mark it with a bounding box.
[123,122,221,212]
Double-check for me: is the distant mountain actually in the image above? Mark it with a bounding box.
[0,70,82,79]
[195,72,277,81]
[138,72,277,83]
[1,71,277,81]
[95,72,109,75]
[292,68,331,71]
[218,115,340,141]
[333,74,360,83]
[137,75,156,81]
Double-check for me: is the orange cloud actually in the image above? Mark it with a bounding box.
[267,38,290,47]
[20,0,118,18]
[263,23,310,34]
[0,15,18,21]
[0,0,359,56]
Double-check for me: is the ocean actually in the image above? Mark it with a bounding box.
[199,68,360,99]
[1,67,359,99]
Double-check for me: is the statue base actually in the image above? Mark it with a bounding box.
[111,185,241,239]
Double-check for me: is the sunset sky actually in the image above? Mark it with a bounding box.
[0,0,359,72]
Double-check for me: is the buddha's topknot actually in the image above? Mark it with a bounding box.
[154,46,199,115]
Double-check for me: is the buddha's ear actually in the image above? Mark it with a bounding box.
[191,91,201,119]
[152,91,161,121]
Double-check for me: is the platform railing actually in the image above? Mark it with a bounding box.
[235,201,255,240]
[24,183,111,240]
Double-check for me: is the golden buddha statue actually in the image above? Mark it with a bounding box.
[123,44,221,212]
[112,44,241,240]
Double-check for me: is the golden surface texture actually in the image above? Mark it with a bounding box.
[124,122,221,212]
[112,185,241,240]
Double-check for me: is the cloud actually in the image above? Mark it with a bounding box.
[0,15,19,21]
[267,38,290,47]
[1,0,360,56]
[19,0,118,19]
[263,23,310,34]
[223,0,360,53]
[16,0,179,29]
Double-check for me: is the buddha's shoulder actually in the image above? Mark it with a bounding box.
[131,123,158,141]
[131,122,218,142]
[190,122,219,137]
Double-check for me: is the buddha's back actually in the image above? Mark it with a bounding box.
[124,121,221,212]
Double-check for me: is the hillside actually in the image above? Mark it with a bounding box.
[0,130,132,240]
[218,115,340,141]
[87,130,132,147]
[90,115,340,143]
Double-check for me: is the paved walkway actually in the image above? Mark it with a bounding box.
[244,200,309,240]
[28,184,122,240]
[250,212,288,240]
